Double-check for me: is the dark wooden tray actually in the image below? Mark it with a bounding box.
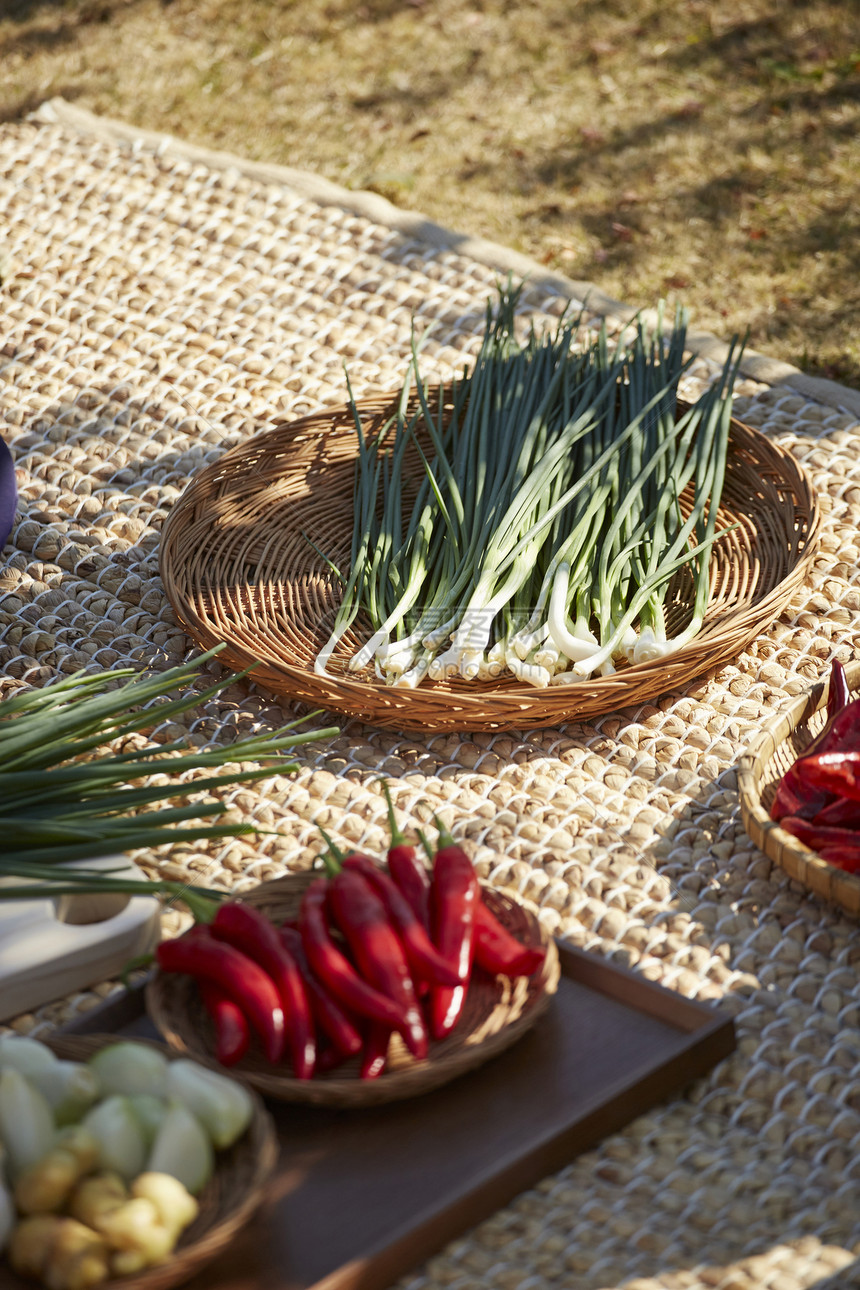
[55,940,735,1290]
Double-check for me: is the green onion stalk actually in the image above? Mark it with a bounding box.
[0,645,338,915]
[316,281,745,688]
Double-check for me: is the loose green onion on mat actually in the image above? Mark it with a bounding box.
[315,283,744,688]
[0,645,338,913]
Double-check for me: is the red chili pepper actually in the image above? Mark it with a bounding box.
[279,925,362,1060]
[342,855,461,987]
[327,869,428,1059]
[473,899,546,978]
[388,849,431,930]
[211,902,316,1079]
[360,1024,391,1080]
[299,879,409,1032]
[315,1044,353,1074]
[378,780,431,928]
[796,751,860,804]
[156,929,286,1063]
[198,982,250,1067]
[428,819,479,1041]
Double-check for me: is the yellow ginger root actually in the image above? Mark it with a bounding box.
[43,1219,110,1290]
[14,1149,81,1216]
[67,1172,127,1229]
[98,1198,176,1276]
[131,1171,199,1236]
[67,1170,198,1275]
[55,1128,100,1177]
[14,1131,100,1215]
[7,1215,59,1277]
[8,1215,110,1290]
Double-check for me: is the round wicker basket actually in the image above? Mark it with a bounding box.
[5,1034,280,1290]
[146,874,560,1108]
[737,661,860,918]
[159,390,819,734]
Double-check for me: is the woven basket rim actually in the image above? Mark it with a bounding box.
[16,1033,280,1290]
[159,388,820,733]
[737,661,860,916]
[146,874,560,1108]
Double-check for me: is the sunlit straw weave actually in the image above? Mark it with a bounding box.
[1,104,860,1290]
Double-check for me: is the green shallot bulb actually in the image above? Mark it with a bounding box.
[0,1145,14,1254]
[146,1100,214,1196]
[88,1042,168,1098]
[30,1060,101,1126]
[0,1035,60,1080]
[127,1094,168,1149]
[82,1095,148,1182]
[165,1059,253,1150]
[0,1068,56,1178]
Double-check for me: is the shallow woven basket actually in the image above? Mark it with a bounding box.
[146,874,560,1108]
[738,661,860,918]
[12,1034,280,1290]
[159,390,819,733]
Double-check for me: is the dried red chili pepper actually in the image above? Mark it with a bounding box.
[378,780,431,929]
[815,668,860,749]
[771,767,833,823]
[212,901,316,1079]
[818,846,860,872]
[299,879,409,1032]
[198,981,250,1067]
[779,815,860,853]
[827,657,852,720]
[327,869,428,1059]
[157,929,286,1063]
[771,667,860,821]
[279,925,362,1061]
[812,796,860,829]
[473,899,546,978]
[770,776,822,821]
[360,1024,391,1080]
[796,751,860,803]
[428,819,479,1041]
[342,855,461,987]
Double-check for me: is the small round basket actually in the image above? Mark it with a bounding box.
[737,661,860,918]
[146,874,560,1108]
[158,391,819,734]
[4,1034,280,1290]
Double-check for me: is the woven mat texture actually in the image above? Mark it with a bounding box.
[2,118,860,1290]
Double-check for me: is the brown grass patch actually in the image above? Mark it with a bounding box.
[2,0,859,386]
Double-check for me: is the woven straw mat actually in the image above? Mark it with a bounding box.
[1,113,860,1290]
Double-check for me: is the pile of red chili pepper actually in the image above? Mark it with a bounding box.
[769,657,860,873]
[155,801,547,1080]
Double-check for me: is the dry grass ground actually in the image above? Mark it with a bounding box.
[2,0,859,387]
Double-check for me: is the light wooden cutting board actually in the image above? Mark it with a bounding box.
[0,858,161,1022]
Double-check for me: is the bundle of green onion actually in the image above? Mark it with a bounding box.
[316,284,744,689]
[0,646,337,917]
